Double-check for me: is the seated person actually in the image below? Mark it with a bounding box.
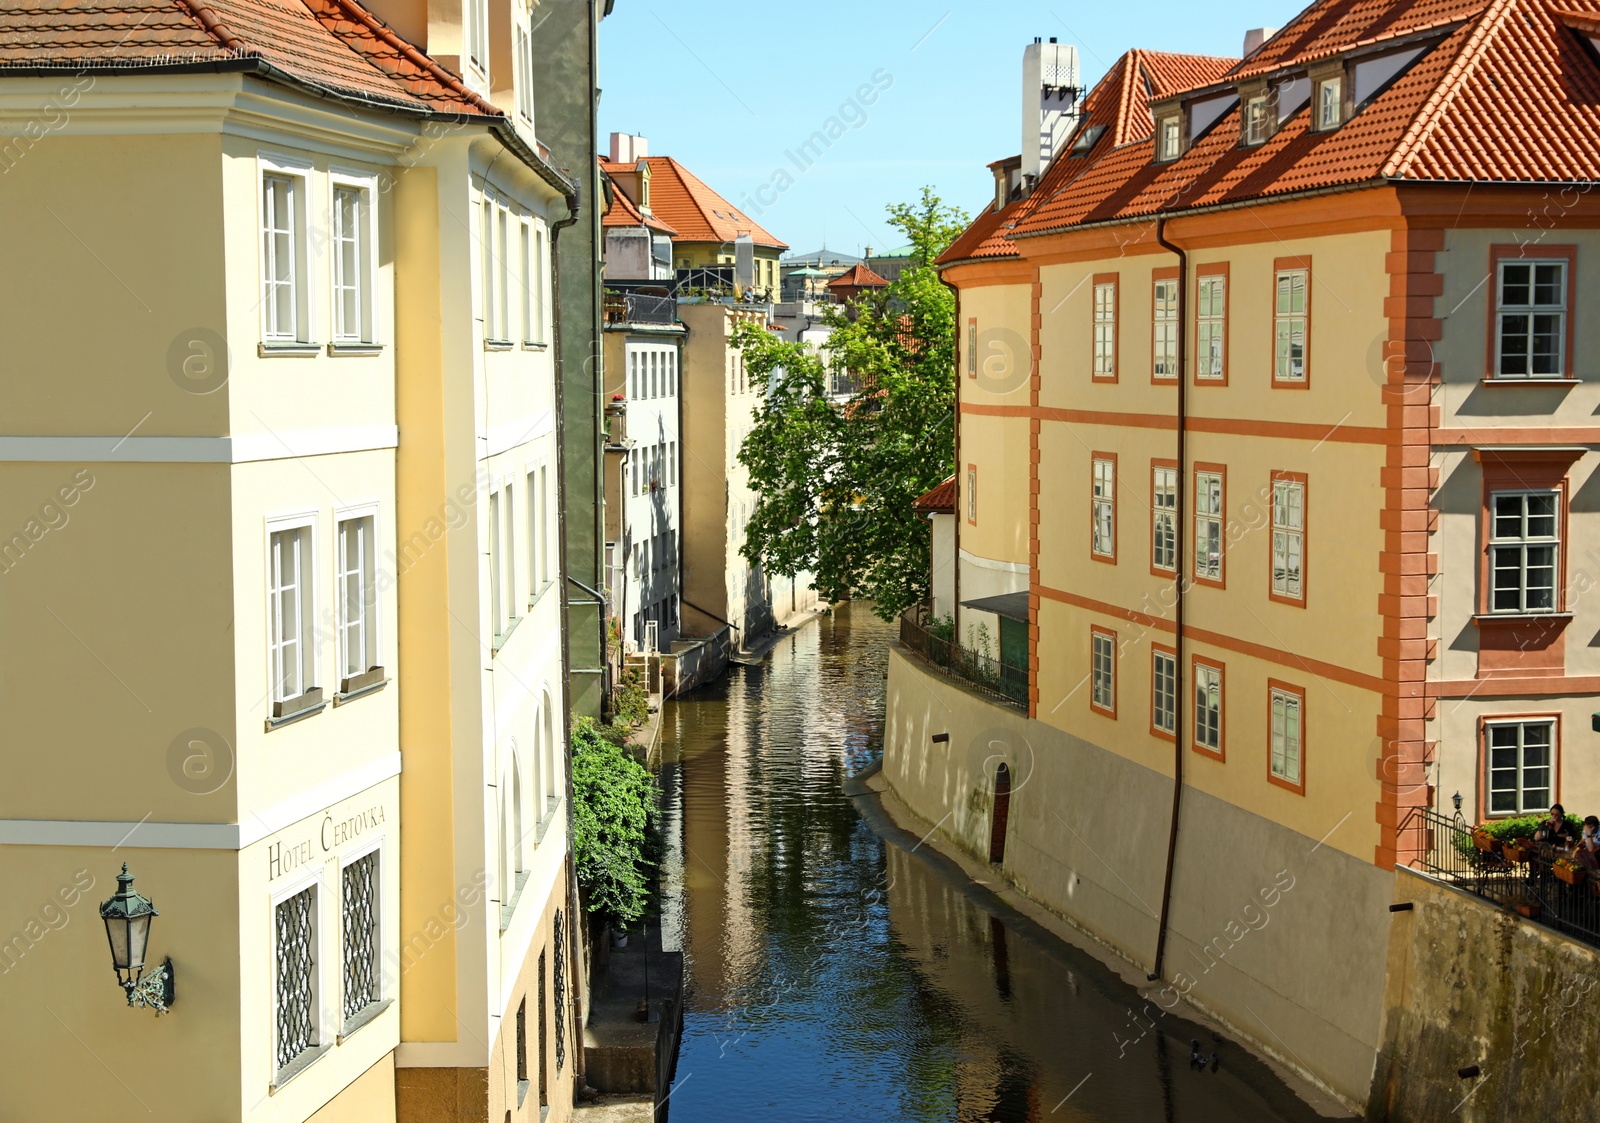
[1579,817,1600,873]
[1534,803,1577,846]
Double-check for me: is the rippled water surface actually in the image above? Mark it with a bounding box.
[657,603,1326,1123]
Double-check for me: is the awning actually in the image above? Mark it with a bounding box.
[960,592,1029,623]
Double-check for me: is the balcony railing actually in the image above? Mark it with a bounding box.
[604,290,678,327]
[898,606,1026,710]
[1399,806,1600,950]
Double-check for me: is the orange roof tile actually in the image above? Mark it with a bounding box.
[0,0,495,117]
[633,156,787,251]
[602,173,678,234]
[912,476,956,513]
[826,262,889,289]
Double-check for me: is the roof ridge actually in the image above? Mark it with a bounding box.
[313,0,500,117]
[173,0,247,52]
[1384,0,1518,177]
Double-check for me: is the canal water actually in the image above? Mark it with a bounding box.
[657,602,1330,1122]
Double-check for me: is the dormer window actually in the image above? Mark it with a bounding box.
[1156,116,1181,162]
[1242,96,1270,146]
[1316,76,1344,130]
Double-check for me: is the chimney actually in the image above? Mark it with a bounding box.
[608,132,649,163]
[1021,38,1081,186]
[1243,28,1278,56]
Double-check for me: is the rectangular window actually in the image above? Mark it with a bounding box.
[341,850,379,1023]
[1496,259,1568,378]
[337,515,377,682]
[1489,490,1559,612]
[1486,719,1555,815]
[514,19,535,124]
[1269,683,1305,792]
[1242,96,1269,145]
[503,482,517,626]
[1274,264,1310,385]
[269,525,316,707]
[1092,278,1117,381]
[1151,464,1177,572]
[669,441,677,486]
[967,318,977,377]
[1195,271,1227,382]
[1153,276,1179,379]
[481,198,498,341]
[1090,628,1116,716]
[331,183,372,343]
[631,450,640,497]
[1091,455,1116,561]
[262,173,303,342]
[1194,659,1223,756]
[630,352,639,399]
[274,885,318,1074]
[496,207,510,342]
[1271,475,1306,604]
[488,491,502,637]
[1152,647,1177,738]
[967,464,977,525]
[1317,76,1343,129]
[1156,116,1180,161]
[517,998,529,1091]
[1194,467,1225,586]
[533,229,548,343]
[520,222,533,344]
[465,0,488,75]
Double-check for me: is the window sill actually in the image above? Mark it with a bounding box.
[1479,377,1580,386]
[499,869,532,932]
[484,339,515,352]
[1473,612,1573,626]
[270,1043,332,1093]
[518,1079,531,1108]
[327,342,384,357]
[529,580,555,611]
[535,797,563,846]
[337,998,392,1044]
[267,688,326,730]
[1271,379,1310,390]
[334,668,387,705]
[491,615,525,655]
[258,342,321,358]
[522,341,549,351]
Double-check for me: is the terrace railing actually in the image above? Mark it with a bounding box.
[898,606,1027,711]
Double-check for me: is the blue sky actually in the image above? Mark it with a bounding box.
[597,1,1293,256]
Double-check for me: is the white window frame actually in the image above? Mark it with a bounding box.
[1156,116,1180,161]
[1153,278,1179,379]
[1194,470,1224,583]
[1196,275,1226,380]
[1488,488,1561,613]
[335,505,380,686]
[1271,479,1306,601]
[259,154,314,345]
[1152,466,1177,571]
[328,170,378,345]
[267,513,319,711]
[270,868,326,1081]
[1269,688,1304,787]
[1242,96,1270,145]
[1152,649,1176,735]
[481,191,513,344]
[513,17,535,126]
[489,489,504,642]
[1485,718,1556,816]
[1275,269,1309,383]
[1093,281,1116,378]
[1091,457,1115,558]
[1316,76,1343,129]
[338,834,385,1026]
[1495,259,1567,379]
[1194,661,1222,753]
[464,0,489,80]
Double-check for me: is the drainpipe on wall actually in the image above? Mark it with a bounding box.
[1150,215,1187,982]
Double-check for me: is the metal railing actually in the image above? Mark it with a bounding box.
[1400,806,1600,949]
[604,290,678,326]
[898,607,1027,710]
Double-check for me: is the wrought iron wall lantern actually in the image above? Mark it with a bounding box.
[99,863,175,1015]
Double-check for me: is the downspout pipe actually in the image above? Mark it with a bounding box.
[1150,215,1187,982]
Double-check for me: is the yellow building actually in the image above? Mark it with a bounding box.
[886,6,1600,1112]
[0,0,580,1119]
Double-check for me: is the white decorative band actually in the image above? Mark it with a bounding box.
[0,425,398,465]
[958,548,1030,574]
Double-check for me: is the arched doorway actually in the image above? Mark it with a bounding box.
[989,763,1011,865]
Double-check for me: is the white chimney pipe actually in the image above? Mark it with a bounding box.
[608,133,649,163]
[1022,38,1082,185]
[1243,28,1278,56]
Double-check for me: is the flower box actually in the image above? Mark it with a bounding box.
[1503,839,1535,864]
[1554,860,1588,886]
[1512,900,1542,920]
[1472,828,1498,854]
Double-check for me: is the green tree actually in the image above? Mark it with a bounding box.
[734,187,968,620]
[570,718,661,926]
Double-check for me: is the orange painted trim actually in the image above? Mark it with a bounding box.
[958,402,1389,445]
[1485,244,1577,380]
[1152,266,1180,385]
[1092,272,1119,384]
[1192,461,1227,591]
[1151,642,1177,742]
[943,259,1034,287]
[1268,470,1308,608]
[1266,679,1308,796]
[1193,654,1226,761]
[1438,428,1600,446]
[1091,451,1117,565]
[1033,583,1388,693]
[1474,711,1562,822]
[1194,261,1230,387]
[1271,256,1313,390]
[1429,674,1600,699]
[1151,458,1178,578]
[1090,625,1118,718]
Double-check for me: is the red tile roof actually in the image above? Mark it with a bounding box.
[602,172,679,234]
[826,262,889,289]
[913,475,957,513]
[625,155,788,251]
[945,0,1600,255]
[0,0,496,116]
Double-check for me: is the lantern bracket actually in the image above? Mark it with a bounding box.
[124,957,175,1015]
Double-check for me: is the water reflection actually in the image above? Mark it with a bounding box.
[659,603,1324,1122]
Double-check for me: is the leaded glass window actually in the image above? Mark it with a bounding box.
[341,852,379,1021]
[275,886,317,1072]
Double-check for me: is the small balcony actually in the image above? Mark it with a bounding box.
[604,290,678,327]
[898,605,1027,710]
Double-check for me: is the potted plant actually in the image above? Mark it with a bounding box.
[1503,837,1535,864]
[1554,857,1588,886]
[1472,826,1498,854]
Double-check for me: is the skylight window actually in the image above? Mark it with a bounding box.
[1071,124,1107,154]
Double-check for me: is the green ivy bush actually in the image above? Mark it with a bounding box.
[571,717,661,927]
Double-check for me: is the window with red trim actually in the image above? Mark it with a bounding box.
[1090,628,1117,717]
[1092,454,1116,562]
[1268,681,1305,794]
[1193,658,1224,758]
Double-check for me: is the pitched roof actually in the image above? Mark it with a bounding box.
[912,475,956,513]
[0,0,497,116]
[826,262,889,289]
[629,155,788,250]
[602,171,678,234]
